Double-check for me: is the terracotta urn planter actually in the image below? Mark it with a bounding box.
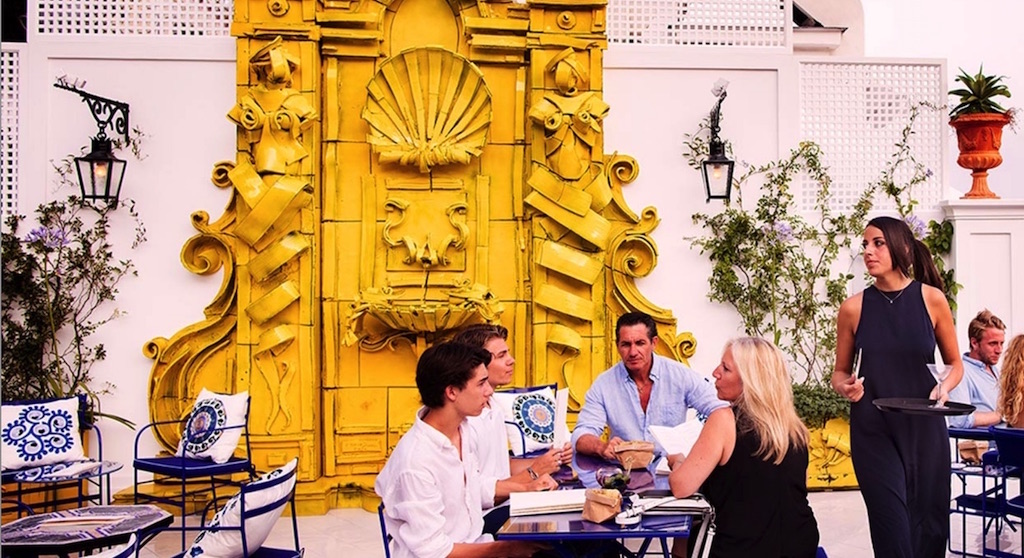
[949,112,1012,199]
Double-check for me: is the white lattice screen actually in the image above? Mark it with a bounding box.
[35,0,233,36]
[1,48,19,216]
[799,62,945,213]
[607,0,788,48]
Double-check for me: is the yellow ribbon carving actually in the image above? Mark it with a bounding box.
[254,324,297,431]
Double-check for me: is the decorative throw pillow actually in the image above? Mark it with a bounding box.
[185,458,298,558]
[1,396,84,471]
[176,389,249,464]
[492,386,558,457]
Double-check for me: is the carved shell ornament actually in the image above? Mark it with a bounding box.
[362,47,493,173]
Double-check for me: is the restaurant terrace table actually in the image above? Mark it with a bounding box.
[497,453,712,558]
[10,460,123,516]
[0,504,172,558]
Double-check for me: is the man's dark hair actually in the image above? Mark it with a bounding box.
[452,323,508,349]
[616,312,658,342]
[416,342,492,409]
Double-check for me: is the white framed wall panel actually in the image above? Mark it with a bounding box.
[942,200,1024,344]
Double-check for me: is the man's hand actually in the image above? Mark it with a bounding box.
[600,437,625,461]
[526,473,558,492]
[531,443,573,475]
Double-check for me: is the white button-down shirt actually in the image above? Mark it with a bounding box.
[467,400,511,509]
[375,407,491,558]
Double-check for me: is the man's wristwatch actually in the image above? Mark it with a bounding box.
[527,466,538,480]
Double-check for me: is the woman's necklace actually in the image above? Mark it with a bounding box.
[877,283,910,304]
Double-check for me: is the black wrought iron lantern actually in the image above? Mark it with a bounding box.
[75,137,127,208]
[54,79,130,208]
[701,91,734,202]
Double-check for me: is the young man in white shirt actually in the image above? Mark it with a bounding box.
[374,342,547,558]
[454,325,569,534]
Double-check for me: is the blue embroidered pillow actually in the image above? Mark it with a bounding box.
[1,396,84,471]
[176,389,249,464]
[186,458,298,558]
[493,386,558,457]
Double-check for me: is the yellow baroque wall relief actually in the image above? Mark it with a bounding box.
[143,0,696,512]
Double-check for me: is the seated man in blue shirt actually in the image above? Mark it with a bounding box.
[572,311,730,460]
[949,309,1006,429]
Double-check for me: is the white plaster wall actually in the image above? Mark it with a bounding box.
[16,37,237,492]
[861,0,1024,200]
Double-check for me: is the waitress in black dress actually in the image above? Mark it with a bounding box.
[831,216,963,558]
[667,337,819,557]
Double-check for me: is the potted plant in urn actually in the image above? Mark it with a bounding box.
[948,66,1015,199]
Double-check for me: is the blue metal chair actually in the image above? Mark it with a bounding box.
[378,502,392,558]
[1,394,106,517]
[981,426,1024,558]
[133,395,256,551]
[168,462,302,558]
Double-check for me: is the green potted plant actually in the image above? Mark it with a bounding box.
[948,66,1015,199]
[1,195,144,427]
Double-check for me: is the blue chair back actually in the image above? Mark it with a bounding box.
[989,425,1024,467]
[378,502,392,558]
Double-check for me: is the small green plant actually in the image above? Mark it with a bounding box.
[685,100,958,427]
[949,66,1012,118]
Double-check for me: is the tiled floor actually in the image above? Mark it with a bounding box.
[134,482,1022,558]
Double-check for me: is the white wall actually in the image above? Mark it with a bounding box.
[861,0,1024,200]
[18,37,236,491]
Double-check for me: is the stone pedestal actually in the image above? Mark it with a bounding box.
[941,199,1024,339]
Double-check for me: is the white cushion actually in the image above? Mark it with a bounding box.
[492,386,559,457]
[1,396,84,471]
[186,458,299,558]
[176,389,249,464]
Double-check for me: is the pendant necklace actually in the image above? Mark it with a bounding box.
[878,283,909,304]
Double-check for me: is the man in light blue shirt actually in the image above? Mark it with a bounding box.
[949,309,1006,429]
[572,312,729,460]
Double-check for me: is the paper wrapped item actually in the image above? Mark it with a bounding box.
[958,440,989,465]
[582,488,622,523]
[615,440,655,469]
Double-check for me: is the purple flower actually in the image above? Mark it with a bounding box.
[925,168,934,178]
[904,215,926,239]
[25,227,70,249]
[768,221,794,242]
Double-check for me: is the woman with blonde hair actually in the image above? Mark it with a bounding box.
[668,337,819,557]
[998,334,1024,428]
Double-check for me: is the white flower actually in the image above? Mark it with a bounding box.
[711,79,729,98]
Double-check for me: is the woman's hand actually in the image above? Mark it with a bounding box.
[836,374,865,402]
[929,381,950,405]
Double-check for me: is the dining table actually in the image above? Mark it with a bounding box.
[496,452,712,558]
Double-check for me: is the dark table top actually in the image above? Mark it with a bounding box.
[0,504,172,557]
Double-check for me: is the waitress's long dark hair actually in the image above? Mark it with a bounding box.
[866,216,943,290]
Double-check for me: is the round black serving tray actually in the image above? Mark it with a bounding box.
[873,397,975,416]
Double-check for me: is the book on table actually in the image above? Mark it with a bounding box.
[508,488,588,516]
